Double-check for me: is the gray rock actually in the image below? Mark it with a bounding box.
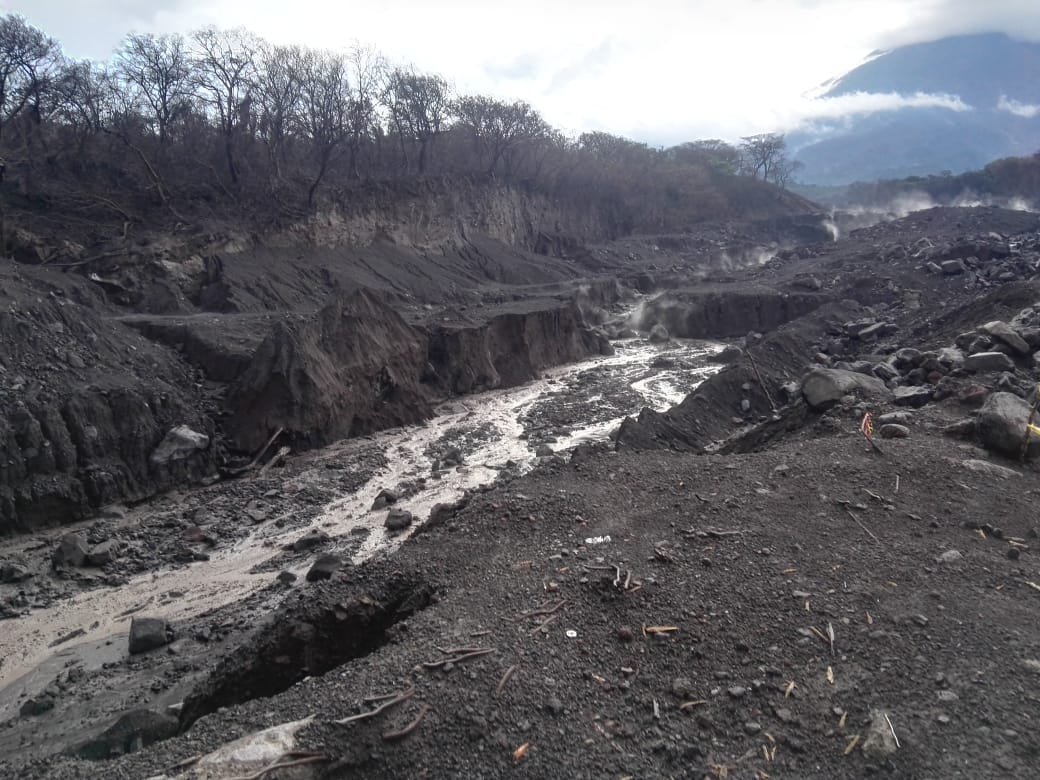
[671,677,695,698]
[936,347,965,368]
[535,444,554,457]
[941,259,966,275]
[873,362,900,382]
[877,411,913,425]
[0,560,33,583]
[964,352,1016,373]
[980,321,1030,355]
[792,275,822,291]
[710,345,743,364]
[87,540,120,567]
[52,533,89,569]
[370,488,398,510]
[880,424,910,439]
[892,385,933,408]
[976,392,1040,459]
[892,348,923,368]
[967,336,994,355]
[72,709,179,760]
[306,554,344,581]
[128,617,170,654]
[861,709,900,759]
[801,369,890,410]
[20,696,55,717]
[384,508,414,533]
[276,570,298,585]
[290,531,330,552]
[937,550,963,564]
[149,425,209,466]
[962,459,1020,479]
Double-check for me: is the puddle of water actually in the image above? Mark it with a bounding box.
[0,337,721,697]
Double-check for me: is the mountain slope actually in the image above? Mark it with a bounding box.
[791,33,1040,185]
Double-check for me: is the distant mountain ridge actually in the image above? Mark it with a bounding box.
[791,33,1040,185]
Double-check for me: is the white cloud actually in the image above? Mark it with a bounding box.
[997,95,1040,118]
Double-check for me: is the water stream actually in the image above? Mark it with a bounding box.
[0,336,721,705]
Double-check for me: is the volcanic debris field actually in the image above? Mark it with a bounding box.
[2,203,1040,780]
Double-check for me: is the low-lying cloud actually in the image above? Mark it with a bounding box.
[997,95,1040,118]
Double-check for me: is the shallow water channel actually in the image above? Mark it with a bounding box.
[0,337,721,709]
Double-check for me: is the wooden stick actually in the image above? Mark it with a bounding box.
[845,509,881,545]
[382,703,431,742]
[335,687,415,724]
[514,600,566,622]
[496,664,518,695]
[422,648,494,669]
[529,612,563,634]
[745,349,778,413]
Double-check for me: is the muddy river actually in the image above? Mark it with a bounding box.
[0,336,722,723]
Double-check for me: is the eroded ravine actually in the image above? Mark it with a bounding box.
[0,337,721,717]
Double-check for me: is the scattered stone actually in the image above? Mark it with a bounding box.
[671,677,695,699]
[980,321,1030,355]
[880,423,910,439]
[0,560,33,583]
[937,550,964,564]
[892,386,933,408]
[86,540,120,567]
[710,345,743,364]
[744,721,762,735]
[774,707,794,723]
[941,259,966,275]
[371,489,398,510]
[128,617,171,654]
[964,352,1016,373]
[535,444,554,457]
[873,362,900,381]
[19,696,55,717]
[384,508,414,533]
[877,411,912,425]
[545,696,565,716]
[290,531,330,552]
[617,626,635,642]
[306,554,344,582]
[276,570,298,585]
[861,709,900,759]
[52,534,89,569]
[726,686,747,699]
[149,425,210,465]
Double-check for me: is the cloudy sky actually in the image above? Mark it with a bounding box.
[4,0,1040,145]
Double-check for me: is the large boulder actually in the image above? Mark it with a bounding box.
[801,368,891,410]
[149,425,210,466]
[52,533,89,569]
[964,352,1016,373]
[128,617,171,654]
[980,321,1030,355]
[976,392,1040,459]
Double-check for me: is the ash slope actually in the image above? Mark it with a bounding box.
[7,206,1040,780]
